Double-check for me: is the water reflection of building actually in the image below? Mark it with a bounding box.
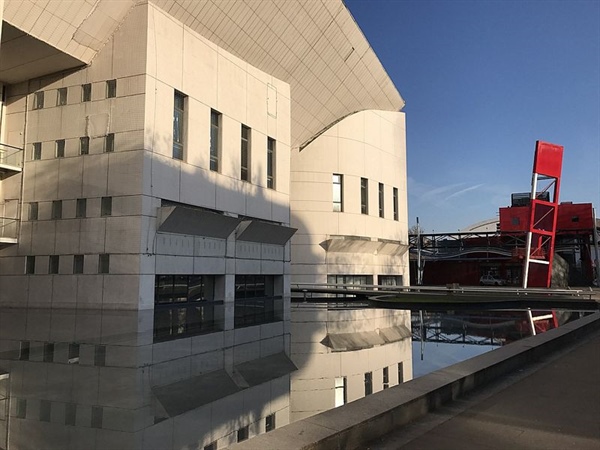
[289,305,412,422]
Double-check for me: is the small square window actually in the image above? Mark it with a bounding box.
[49,255,59,274]
[33,91,44,109]
[82,83,91,102]
[29,202,38,221]
[101,197,112,216]
[237,426,249,442]
[76,198,87,218]
[51,200,62,219]
[105,133,114,153]
[33,142,42,160]
[25,256,35,274]
[57,87,67,106]
[73,255,84,274]
[106,79,117,98]
[99,254,110,274]
[56,139,65,158]
[266,413,276,432]
[80,137,89,155]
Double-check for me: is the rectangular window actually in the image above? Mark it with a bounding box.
[80,136,89,155]
[379,275,403,286]
[29,202,38,221]
[210,110,221,171]
[361,178,369,214]
[82,83,91,102]
[33,142,42,160]
[393,187,399,221]
[68,343,80,364]
[39,400,51,422]
[98,254,110,274]
[378,183,385,218]
[19,341,30,361]
[49,255,59,274]
[16,399,26,419]
[333,174,343,212]
[51,200,62,219]
[91,406,103,429]
[267,137,275,189]
[101,197,112,216]
[241,125,250,181]
[25,256,35,274]
[43,342,54,363]
[105,133,114,153]
[57,87,67,106]
[334,377,347,407]
[56,139,65,158]
[383,366,389,389]
[33,91,44,109]
[398,362,404,384]
[173,91,185,160]
[94,345,106,366]
[106,79,117,98]
[73,255,84,274]
[65,403,77,426]
[234,275,282,328]
[266,413,276,432]
[76,198,87,218]
[237,426,249,442]
[364,371,373,396]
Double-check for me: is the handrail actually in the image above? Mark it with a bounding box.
[0,143,24,168]
[0,217,18,239]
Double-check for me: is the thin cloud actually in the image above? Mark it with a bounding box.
[445,183,484,200]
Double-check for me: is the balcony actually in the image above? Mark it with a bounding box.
[0,143,23,179]
[0,199,19,245]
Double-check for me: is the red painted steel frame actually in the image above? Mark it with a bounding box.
[524,141,563,288]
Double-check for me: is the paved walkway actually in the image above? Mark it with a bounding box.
[366,330,600,450]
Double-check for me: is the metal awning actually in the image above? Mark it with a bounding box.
[236,220,297,245]
[320,325,411,351]
[157,206,242,239]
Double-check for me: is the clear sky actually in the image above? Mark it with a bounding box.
[345,0,600,233]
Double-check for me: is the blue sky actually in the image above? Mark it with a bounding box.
[346,0,600,233]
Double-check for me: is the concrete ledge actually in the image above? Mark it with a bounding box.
[229,312,600,450]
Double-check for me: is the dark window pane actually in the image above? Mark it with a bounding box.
[56,139,65,157]
[82,83,91,102]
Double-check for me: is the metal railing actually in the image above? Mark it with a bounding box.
[0,143,24,169]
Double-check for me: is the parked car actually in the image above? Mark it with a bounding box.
[479,274,506,286]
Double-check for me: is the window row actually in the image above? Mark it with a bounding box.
[16,340,106,366]
[333,174,400,220]
[28,197,112,221]
[31,134,114,160]
[233,413,276,446]
[153,274,283,342]
[327,274,403,287]
[25,254,110,275]
[14,397,105,428]
[32,79,117,110]
[173,91,276,189]
[334,362,405,407]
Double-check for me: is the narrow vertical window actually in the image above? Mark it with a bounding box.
[43,342,54,362]
[105,133,114,153]
[49,255,59,274]
[73,255,84,274]
[39,400,51,422]
[98,254,110,274]
[106,79,117,98]
[33,142,42,160]
[80,136,89,155]
[91,406,103,428]
[33,91,44,109]
[383,366,389,389]
[241,125,250,181]
[334,377,347,407]
[57,87,67,106]
[68,343,80,364]
[173,91,185,160]
[333,174,343,212]
[16,399,26,419]
[267,137,275,189]
[56,139,65,158]
[210,110,221,171]
[101,197,112,216]
[361,178,369,215]
[29,202,38,221]
[393,187,399,221]
[19,341,30,360]
[76,198,87,218]
[265,413,276,432]
[237,426,249,442]
[82,83,91,102]
[398,362,404,384]
[51,200,62,219]
[65,403,77,426]
[364,371,373,396]
[378,182,385,218]
[94,345,106,366]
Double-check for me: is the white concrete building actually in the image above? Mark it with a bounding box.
[0,1,411,449]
